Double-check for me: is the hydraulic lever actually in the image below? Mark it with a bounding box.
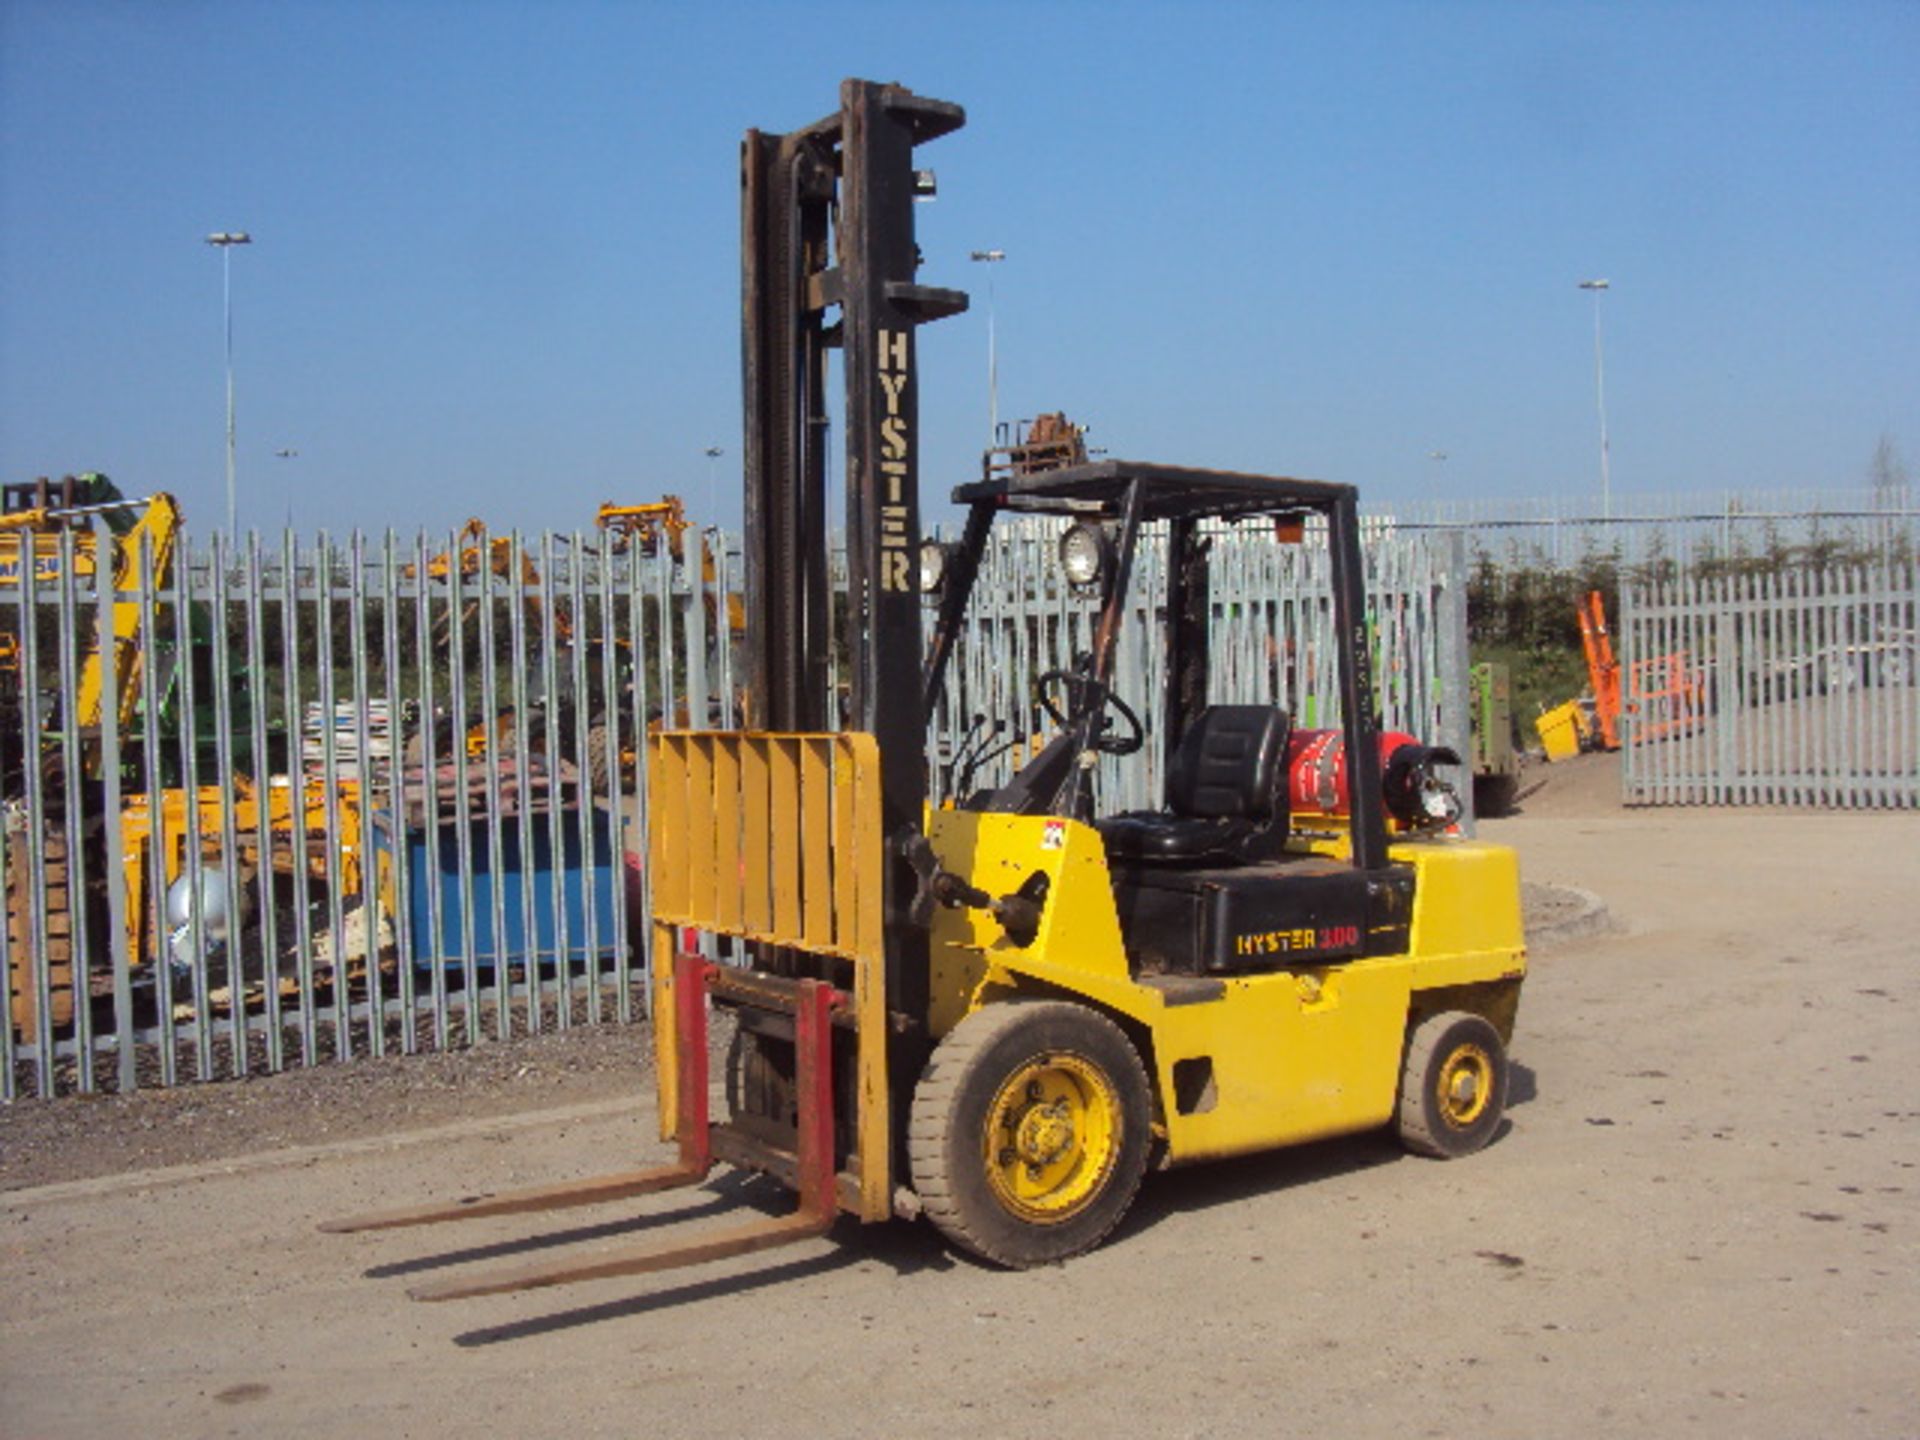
[904,834,1049,945]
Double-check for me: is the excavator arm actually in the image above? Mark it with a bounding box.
[596,497,691,562]
[74,493,182,732]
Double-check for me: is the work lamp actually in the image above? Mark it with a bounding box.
[1058,522,1112,588]
[920,540,950,594]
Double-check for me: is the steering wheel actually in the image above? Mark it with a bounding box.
[1033,668,1144,756]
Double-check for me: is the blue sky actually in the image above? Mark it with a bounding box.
[2,0,1915,537]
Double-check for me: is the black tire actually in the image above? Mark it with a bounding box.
[1473,772,1519,818]
[1397,1010,1508,1159]
[908,999,1152,1268]
[724,1024,792,1127]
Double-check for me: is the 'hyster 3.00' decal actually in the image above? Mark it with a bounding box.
[1234,924,1360,959]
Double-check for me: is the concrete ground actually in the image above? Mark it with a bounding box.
[2,777,1916,1439]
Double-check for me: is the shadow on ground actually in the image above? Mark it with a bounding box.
[367,1066,1546,1344]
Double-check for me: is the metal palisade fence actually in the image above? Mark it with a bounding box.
[1,526,735,1100]
[3,519,1465,1099]
[1620,560,1919,807]
[1375,482,1915,572]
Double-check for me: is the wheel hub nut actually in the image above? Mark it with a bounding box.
[1017,1103,1075,1165]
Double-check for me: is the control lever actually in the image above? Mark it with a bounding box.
[903,835,1050,946]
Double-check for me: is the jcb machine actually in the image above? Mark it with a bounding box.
[0,474,186,790]
[324,79,1526,1292]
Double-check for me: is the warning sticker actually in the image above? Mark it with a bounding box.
[1041,820,1067,851]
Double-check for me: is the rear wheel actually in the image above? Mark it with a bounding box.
[908,1000,1151,1268]
[1473,772,1519,818]
[1397,1010,1508,1158]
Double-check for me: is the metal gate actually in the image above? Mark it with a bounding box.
[1620,561,1919,807]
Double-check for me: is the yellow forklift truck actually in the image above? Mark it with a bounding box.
[323,78,1525,1293]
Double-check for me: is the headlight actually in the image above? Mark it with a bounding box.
[920,540,949,594]
[1058,522,1111,588]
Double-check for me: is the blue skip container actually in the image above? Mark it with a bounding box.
[380,805,620,969]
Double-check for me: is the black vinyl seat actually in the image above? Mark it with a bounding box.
[1098,705,1291,864]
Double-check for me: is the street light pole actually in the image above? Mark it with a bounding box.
[206,232,252,537]
[1578,278,1611,519]
[969,249,1005,446]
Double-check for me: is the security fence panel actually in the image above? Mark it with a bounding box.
[1621,561,1919,808]
[6,512,1466,1099]
[12,488,1913,1099]
[925,519,1470,822]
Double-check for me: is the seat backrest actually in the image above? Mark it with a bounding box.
[1166,705,1291,821]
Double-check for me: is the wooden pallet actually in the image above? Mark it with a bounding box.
[7,827,75,1037]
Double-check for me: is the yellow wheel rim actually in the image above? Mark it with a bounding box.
[982,1052,1121,1223]
[1436,1043,1494,1129]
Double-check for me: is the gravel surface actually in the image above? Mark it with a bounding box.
[0,1013,739,1192]
[4,803,1913,1440]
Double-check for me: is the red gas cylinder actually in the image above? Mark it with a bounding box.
[1285,728,1462,829]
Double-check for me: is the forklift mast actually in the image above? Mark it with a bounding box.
[741,79,967,1017]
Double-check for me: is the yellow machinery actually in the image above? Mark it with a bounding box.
[8,776,372,1038]
[409,516,574,649]
[599,495,746,650]
[412,501,721,767]
[1533,590,1709,759]
[595,496,693,560]
[403,517,594,774]
[629,468,1524,1274]
[4,477,193,1035]
[118,777,371,977]
[2,477,374,1038]
[0,478,183,745]
[324,78,1524,1291]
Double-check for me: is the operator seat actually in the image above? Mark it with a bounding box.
[1098,704,1291,864]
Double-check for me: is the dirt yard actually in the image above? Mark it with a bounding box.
[3,752,1916,1439]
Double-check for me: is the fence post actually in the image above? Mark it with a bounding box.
[96,530,135,1093]
[1435,531,1474,833]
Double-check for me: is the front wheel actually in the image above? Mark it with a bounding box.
[908,1000,1152,1268]
[1396,1010,1509,1159]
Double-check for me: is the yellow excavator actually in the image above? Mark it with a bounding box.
[323,80,1524,1295]
[3,476,369,1039]
[4,476,194,1035]
[598,495,746,651]
[399,498,735,789]
[0,476,185,768]
[595,496,693,561]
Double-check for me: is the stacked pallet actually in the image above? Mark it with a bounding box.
[4,818,74,1037]
[301,699,393,785]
